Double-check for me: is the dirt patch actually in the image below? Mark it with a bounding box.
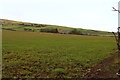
[82,51,120,78]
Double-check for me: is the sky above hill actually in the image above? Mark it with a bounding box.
[0,0,119,32]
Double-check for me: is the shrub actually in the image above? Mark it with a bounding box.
[40,28,58,33]
[70,29,82,35]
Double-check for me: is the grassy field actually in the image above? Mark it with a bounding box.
[1,19,113,36]
[2,30,116,78]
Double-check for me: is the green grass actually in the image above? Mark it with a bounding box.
[2,30,116,78]
[1,19,113,36]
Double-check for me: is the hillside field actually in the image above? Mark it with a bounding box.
[1,19,113,36]
[2,30,117,78]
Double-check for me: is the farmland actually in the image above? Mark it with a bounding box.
[2,30,117,78]
[1,19,113,36]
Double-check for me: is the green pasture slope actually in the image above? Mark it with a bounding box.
[2,30,116,78]
[1,19,113,36]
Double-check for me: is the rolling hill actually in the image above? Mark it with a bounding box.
[2,19,118,78]
[1,19,113,36]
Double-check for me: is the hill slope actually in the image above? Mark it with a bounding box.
[1,19,113,36]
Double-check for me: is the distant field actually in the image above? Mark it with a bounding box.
[2,30,116,78]
[1,19,113,36]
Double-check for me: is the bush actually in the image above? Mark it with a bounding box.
[40,28,58,33]
[70,29,82,35]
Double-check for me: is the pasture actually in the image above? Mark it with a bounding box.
[2,30,116,78]
[2,19,113,36]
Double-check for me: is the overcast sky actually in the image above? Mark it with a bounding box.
[0,0,119,32]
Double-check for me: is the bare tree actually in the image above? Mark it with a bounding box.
[112,7,120,51]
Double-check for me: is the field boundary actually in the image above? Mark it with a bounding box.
[83,51,119,78]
